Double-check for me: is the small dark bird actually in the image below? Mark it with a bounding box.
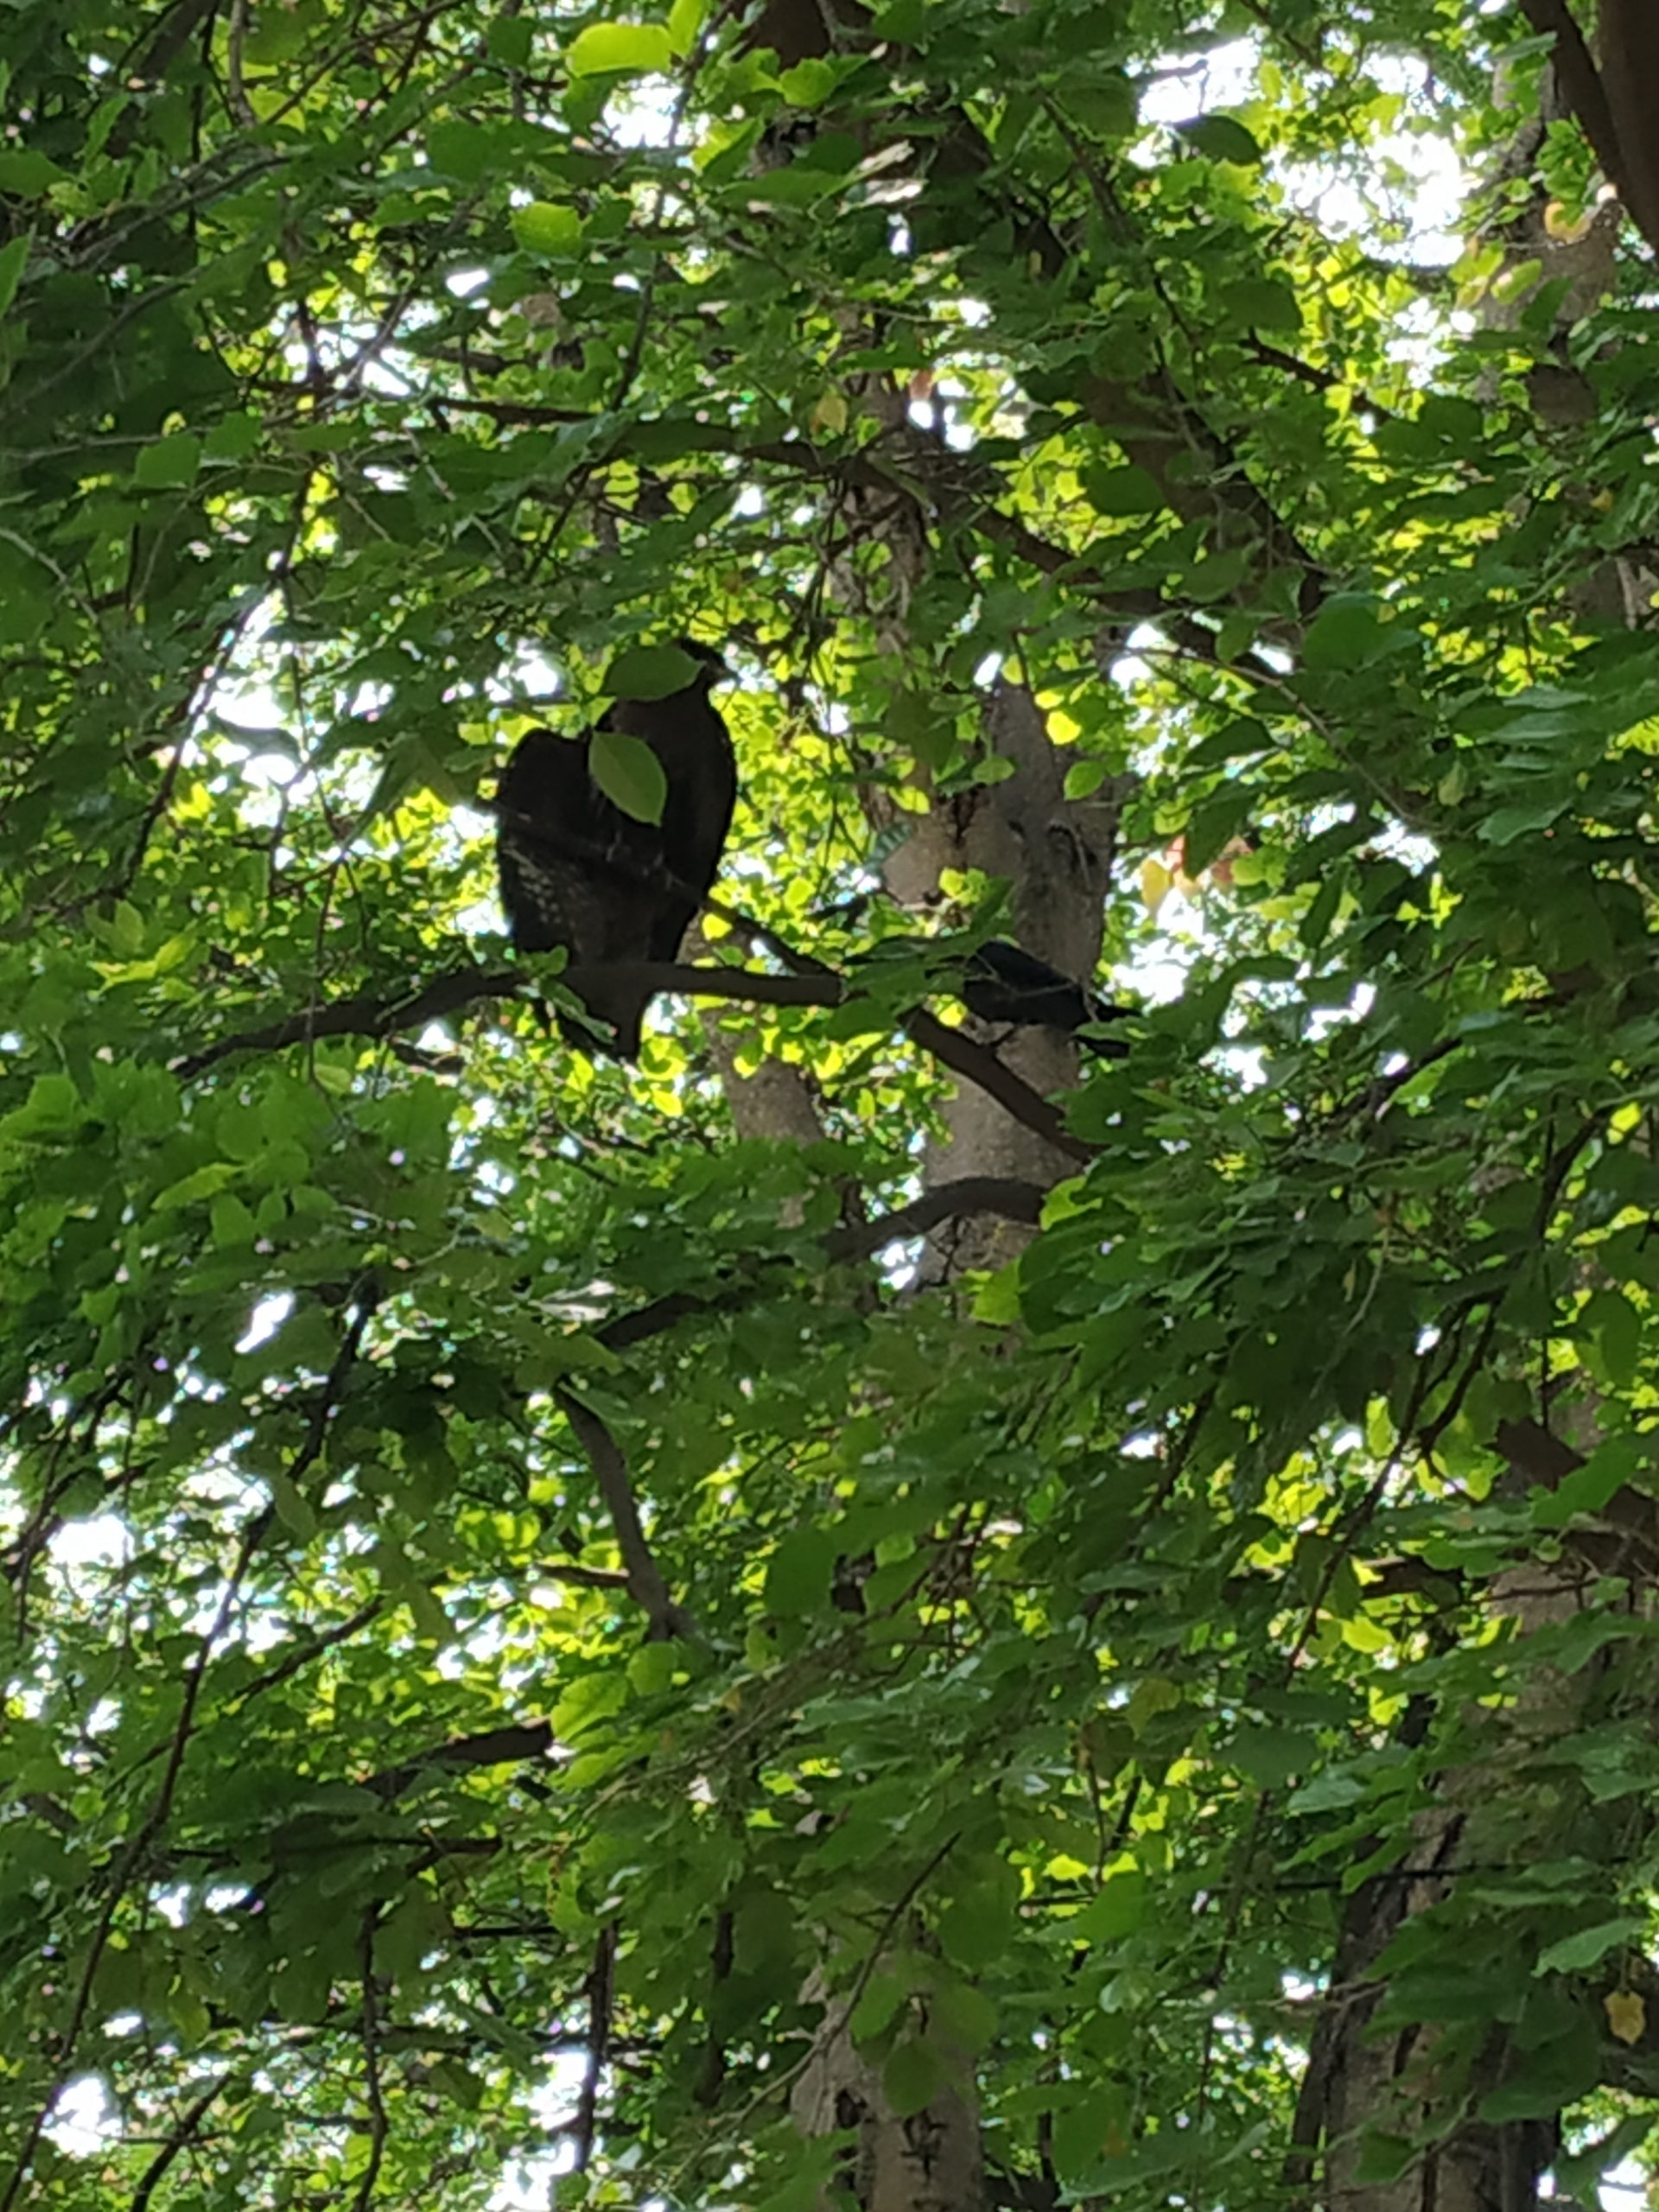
[961,940,1131,1058]
[494,640,736,1059]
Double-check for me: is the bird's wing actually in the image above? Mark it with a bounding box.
[609,690,737,963]
[963,940,1131,1056]
[496,729,604,957]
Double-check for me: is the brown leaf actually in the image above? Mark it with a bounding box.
[1605,1990,1645,2045]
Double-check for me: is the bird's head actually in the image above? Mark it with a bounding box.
[672,637,732,690]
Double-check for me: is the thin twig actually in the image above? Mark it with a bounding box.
[352,1911,389,2212]
[0,1281,382,2209]
[593,1177,1051,1355]
[573,1924,617,2172]
[130,2074,232,2212]
[226,0,255,123]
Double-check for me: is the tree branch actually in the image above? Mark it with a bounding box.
[1514,0,1643,237]
[823,1175,1046,1262]
[594,1176,1052,1354]
[556,1389,696,1641]
[365,1721,558,1803]
[130,2075,232,2212]
[175,961,1097,1164]
[172,966,524,1076]
[573,1923,617,2173]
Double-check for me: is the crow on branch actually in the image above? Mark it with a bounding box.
[494,640,736,1059]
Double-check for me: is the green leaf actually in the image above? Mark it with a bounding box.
[604,642,701,700]
[1355,2133,1419,2185]
[1535,1918,1644,1976]
[1530,1436,1645,1529]
[109,899,144,956]
[1071,1868,1145,1943]
[267,1467,320,1541]
[408,1583,454,1645]
[929,1974,997,2054]
[882,2035,945,2120]
[245,0,324,61]
[1580,1287,1641,1389]
[512,200,585,254]
[890,685,954,772]
[1180,548,1251,605]
[627,1642,677,1694]
[1301,595,1389,671]
[1176,113,1263,165]
[937,1859,1020,1972]
[488,16,533,65]
[1230,1725,1310,1789]
[849,1963,913,2042]
[1052,2088,1130,2189]
[566,21,676,75]
[0,150,67,197]
[134,433,203,491]
[1192,717,1271,766]
[589,729,668,824]
[204,411,262,461]
[155,1163,238,1211]
[424,119,497,180]
[1085,462,1167,518]
[1477,796,1569,845]
[667,0,706,54]
[210,1192,257,1247]
[869,0,925,35]
[777,57,836,106]
[1060,73,1137,141]
[1222,277,1301,333]
[765,1528,833,1616]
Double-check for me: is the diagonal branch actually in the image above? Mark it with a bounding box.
[556,1389,696,1642]
[365,1721,558,1803]
[172,966,523,1076]
[130,2074,232,2212]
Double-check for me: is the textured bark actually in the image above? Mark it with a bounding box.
[1597,0,1659,251]
[689,926,829,1155]
[1480,23,1650,624]
[1300,1402,1628,2206]
[876,677,1125,1276]
[791,1971,986,2212]
[1515,0,1659,257]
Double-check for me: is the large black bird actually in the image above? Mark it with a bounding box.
[960,940,1131,1058]
[494,640,736,1059]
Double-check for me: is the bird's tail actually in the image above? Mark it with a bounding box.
[557,979,649,1062]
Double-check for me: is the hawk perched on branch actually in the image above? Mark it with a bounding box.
[494,640,737,1059]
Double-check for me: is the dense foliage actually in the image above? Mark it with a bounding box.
[3,0,1659,2206]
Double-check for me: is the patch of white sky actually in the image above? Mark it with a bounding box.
[35,1286,341,1634]
[1140,35,1469,264]
[39,1908,591,2196]
[1117,39,1466,1026]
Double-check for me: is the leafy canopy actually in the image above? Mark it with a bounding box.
[3,0,1659,2206]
